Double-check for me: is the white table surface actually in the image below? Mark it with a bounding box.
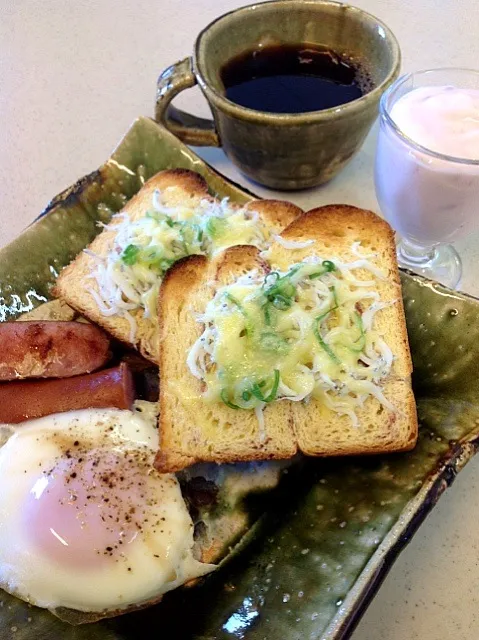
[2,0,479,638]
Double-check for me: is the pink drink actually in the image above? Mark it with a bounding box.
[376,85,479,246]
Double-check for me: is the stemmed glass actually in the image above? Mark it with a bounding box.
[375,68,479,289]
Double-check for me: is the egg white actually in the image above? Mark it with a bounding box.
[0,405,214,613]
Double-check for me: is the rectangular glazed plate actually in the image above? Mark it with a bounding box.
[1,116,479,640]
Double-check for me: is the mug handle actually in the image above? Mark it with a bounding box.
[155,57,220,147]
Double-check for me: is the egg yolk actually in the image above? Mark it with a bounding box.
[23,447,152,568]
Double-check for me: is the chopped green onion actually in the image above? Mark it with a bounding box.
[263,272,279,288]
[224,292,244,312]
[278,280,296,298]
[122,244,140,265]
[285,264,303,279]
[263,302,272,326]
[331,285,339,307]
[139,247,163,266]
[224,292,252,336]
[313,308,340,364]
[242,390,252,401]
[264,274,295,297]
[349,312,366,352]
[179,224,201,252]
[145,211,179,228]
[309,260,337,280]
[221,389,240,409]
[322,260,336,272]
[206,217,229,239]
[264,369,280,402]
[261,268,299,314]
[251,370,280,403]
[251,382,266,401]
[136,248,176,274]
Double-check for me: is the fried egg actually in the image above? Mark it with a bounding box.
[0,403,214,613]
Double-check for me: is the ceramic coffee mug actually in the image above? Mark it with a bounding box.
[155,0,400,190]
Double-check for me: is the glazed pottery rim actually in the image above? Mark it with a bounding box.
[380,67,479,166]
[320,421,479,639]
[194,0,401,125]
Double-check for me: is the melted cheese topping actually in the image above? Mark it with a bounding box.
[187,251,396,426]
[85,190,271,345]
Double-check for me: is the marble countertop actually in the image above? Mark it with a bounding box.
[2,0,479,637]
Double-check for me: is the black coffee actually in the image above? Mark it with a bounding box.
[220,44,369,114]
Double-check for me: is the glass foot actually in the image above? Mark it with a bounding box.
[396,239,462,289]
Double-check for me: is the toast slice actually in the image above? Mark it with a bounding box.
[155,205,417,473]
[156,247,295,473]
[53,169,302,364]
[268,205,417,456]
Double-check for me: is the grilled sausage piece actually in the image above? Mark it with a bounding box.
[0,364,134,423]
[0,321,111,380]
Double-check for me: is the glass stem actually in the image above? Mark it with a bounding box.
[397,238,437,266]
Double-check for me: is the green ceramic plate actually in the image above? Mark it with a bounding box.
[1,116,478,640]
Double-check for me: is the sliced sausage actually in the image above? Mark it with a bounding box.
[0,363,134,424]
[0,321,111,380]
